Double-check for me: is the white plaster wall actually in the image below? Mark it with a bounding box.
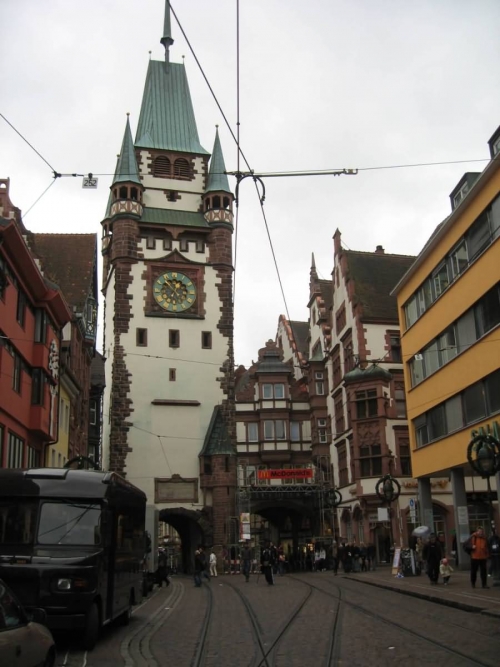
[143,189,201,212]
[114,261,227,509]
[364,323,393,360]
[236,422,246,442]
[138,239,208,262]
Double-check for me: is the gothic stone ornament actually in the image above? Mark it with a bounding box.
[153,270,197,312]
[48,339,59,381]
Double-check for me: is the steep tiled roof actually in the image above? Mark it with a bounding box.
[32,234,97,311]
[345,250,415,322]
[319,279,333,311]
[199,405,234,456]
[289,321,309,359]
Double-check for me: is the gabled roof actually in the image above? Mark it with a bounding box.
[206,128,231,194]
[113,117,141,186]
[32,234,97,312]
[345,250,415,322]
[199,405,234,456]
[135,61,209,155]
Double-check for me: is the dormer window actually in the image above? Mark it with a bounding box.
[453,182,469,210]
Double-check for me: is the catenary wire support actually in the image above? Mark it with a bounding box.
[233,172,266,207]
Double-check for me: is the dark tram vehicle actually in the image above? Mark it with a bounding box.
[0,468,146,649]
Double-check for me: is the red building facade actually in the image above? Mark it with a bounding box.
[0,179,71,468]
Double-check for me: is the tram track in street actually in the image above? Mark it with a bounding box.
[292,574,495,667]
[223,577,344,667]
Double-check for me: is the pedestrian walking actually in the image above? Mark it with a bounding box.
[415,537,424,575]
[209,549,218,577]
[196,545,211,583]
[194,547,203,587]
[468,527,489,589]
[260,540,276,585]
[439,557,453,585]
[359,542,367,572]
[156,548,170,588]
[277,544,286,576]
[422,533,443,585]
[241,541,252,582]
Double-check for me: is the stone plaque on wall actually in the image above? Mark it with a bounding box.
[155,476,198,503]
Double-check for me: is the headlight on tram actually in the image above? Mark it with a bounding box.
[54,577,89,591]
[56,578,72,591]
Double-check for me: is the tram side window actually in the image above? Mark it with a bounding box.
[116,510,144,554]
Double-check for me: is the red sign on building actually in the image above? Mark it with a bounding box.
[257,468,314,480]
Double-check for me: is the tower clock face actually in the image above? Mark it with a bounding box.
[153,271,197,312]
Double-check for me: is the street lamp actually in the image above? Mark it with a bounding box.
[467,433,500,586]
[376,473,401,562]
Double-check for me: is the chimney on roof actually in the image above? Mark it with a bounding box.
[375,245,385,254]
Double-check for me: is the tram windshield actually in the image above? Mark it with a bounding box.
[37,502,102,546]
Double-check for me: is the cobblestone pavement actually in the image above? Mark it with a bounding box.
[55,573,500,667]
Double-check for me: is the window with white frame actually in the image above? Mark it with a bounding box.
[449,240,468,279]
[315,372,325,395]
[264,420,286,440]
[247,423,259,442]
[318,418,327,443]
[290,422,300,442]
[262,383,285,399]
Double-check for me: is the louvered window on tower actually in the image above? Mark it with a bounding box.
[153,156,171,178]
[173,158,190,179]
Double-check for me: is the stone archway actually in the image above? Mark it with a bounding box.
[159,507,213,574]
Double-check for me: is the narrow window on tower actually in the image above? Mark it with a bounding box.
[146,237,155,249]
[169,368,176,382]
[196,240,205,253]
[180,238,189,252]
[136,328,148,347]
[169,330,180,348]
[163,238,172,251]
[202,332,212,349]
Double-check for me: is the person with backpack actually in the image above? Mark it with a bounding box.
[465,527,490,589]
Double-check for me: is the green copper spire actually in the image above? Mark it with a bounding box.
[112,116,141,186]
[206,128,231,194]
[160,1,174,69]
[135,61,209,154]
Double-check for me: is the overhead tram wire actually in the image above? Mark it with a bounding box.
[23,179,57,218]
[0,112,57,174]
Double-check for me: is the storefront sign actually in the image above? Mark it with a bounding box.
[240,512,251,540]
[391,547,401,575]
[257,468,313,480]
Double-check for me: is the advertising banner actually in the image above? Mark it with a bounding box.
[257,468,313,480]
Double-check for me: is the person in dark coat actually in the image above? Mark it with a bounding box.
[241,541,253,582]
[422,533,443,584]
[156,549,170,587]
[260,540,276,585]
[194,547,204,587]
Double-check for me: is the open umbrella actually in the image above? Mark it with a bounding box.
[412,525,431,540]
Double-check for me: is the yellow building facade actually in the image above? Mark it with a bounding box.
[46,382,71,468]
[393,124,500,549]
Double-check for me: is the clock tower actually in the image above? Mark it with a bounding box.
[101,2,236,554]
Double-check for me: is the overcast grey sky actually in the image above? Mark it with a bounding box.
[2,0,500,367]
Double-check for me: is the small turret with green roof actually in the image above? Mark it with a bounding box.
[109,115,144,221]
[203,127,234,229]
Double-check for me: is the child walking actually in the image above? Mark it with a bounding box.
[440,557,454,585]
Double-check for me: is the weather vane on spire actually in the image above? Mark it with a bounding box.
[160,0,174,72]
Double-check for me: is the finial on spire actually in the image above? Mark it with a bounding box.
[160,1,174,72]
